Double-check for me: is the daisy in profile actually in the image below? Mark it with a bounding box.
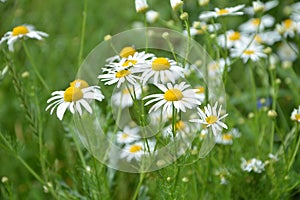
[239,15,275,33]
[0,24,48,52]
[46,79,105,120]
[184,21,221,36]
[291,106,300,122]
[170,0,183,10]
[106,46,137,64]
[139,57,184,85]
[143,82,201,114]
[111,85,142,108]
[230,43,267,63]
[146,10,159,24]
[98,66,140,88]
[120,140,155,161]
[190,102,228,136]
[217,30,247,49]
[276,18,299,38]
[135,0,148,13]
[244,0,278,15]
[116,126,140,144]
[199,4,245,20]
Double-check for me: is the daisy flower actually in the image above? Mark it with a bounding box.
[241,158,265,173]
[207,58,230,78]
[230,43,267,63]
[194,86,205,103]
[184,21,221,36]
[239,15,275,33]
[277,42,298,62]
[135,0,148,13]
[106,46,137,64]
[217,30,247,48]
[190,102,228,136]
[120,140,155,161]
[276,19,299,38]
[139,57,184,85]
[291,106,300,122]
[98,66,140,88]
[199,4,245,20]
[253,31,281,45]
[143,82,201,114]
[116,126,140,144]
[244,0,278,15]
[163,120,194,139]
[112,85,142,108]
[46,79,104,120]
[215,128,241,145]
[0,24,48,52]
[170,0,183,10]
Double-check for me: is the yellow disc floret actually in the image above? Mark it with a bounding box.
[228,32,241,41]
[12,26,29,36]
[129,144,142,153]
[206,115,218,124]
[122,60,137,67]
[64,87,84,102]
[152,57,171,71]
[70,79,89,89]
[164,89,183,101]
[217,9,229,15]
[116,69,130,78]
[119,46,136,58]
[243,50,255,55]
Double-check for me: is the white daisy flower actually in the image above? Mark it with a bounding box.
[291,106,300,122]
[163,120,194,139]
[184,21,221,36]
[116,126,140,144]
[0,24,48,52]
[244,0,278,15]
[241,158,265,173]
[112,85,142,108]
[230,43,267,63]
[146,10,159,23]
[277,42,298,62]
[199,4,245,20]
[253,31,281,45]
[276,19,299,38]
[143,82,201,114]
[217,30,247,48]
[194,86,205,103]
[46,79,104,120]
[98,66,140,88]
[170,0,183,10]
[239,15,275,33]
[139,57,184,85]
[106,51,154,69]
[190,102,228,136]
[135,0,148,13]
[120,140,155,161]
[207,58,230,78]
[215,129,240,145]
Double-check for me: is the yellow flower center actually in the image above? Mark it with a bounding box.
[70,79,89,89]
[152,57,170,71]
[175,120,186,131]
[251,18,261,26]
[228,32,241,41]
[12,26,29,36]
[129,144,142,153]
[116,69,130,78]
[119,46,136,58]
[216,9,229,15]
[254,35,263,43]
[164,89,183,101]
[222,134,233,141]
[243,50,255,55]
[206,115,218,124]
[196,86,205,94]
[64,87,84,102]
[121,133,129,139]
[284,19,293,29]
[295,114,300,121]
[122,60,137,67]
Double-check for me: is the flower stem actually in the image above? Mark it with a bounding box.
[22,41,50,92]
[78,0,88,70]
[132,173,146,200]
[287,123,300,171]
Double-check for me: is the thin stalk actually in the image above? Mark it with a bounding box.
[22,41,50,92]
[287,123,300,171]
[132,173,146,200]
[78,0,88,70]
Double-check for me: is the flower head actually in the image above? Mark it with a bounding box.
[135,0,149,13]
[190,102,228,136]
[112,85,142,108]
[120,140,155,161]
[291,106,300,122]
[0,24,48,51]
[146,10,159,23]
[170,0,183,10]
[143,82,201,114]
[46,80,104,120]
[116,126,140,144]
[230,43,267,63]
[241,158,265,173]
[199,4,245,20]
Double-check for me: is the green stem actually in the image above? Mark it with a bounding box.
[78,0,88,69]
[288,123,300,171]
[132,173,146,200]
[22,41,50,92]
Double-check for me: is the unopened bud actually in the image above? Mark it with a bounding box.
[180,12,189,20]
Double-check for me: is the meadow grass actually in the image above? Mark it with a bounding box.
[1,0,300,199]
